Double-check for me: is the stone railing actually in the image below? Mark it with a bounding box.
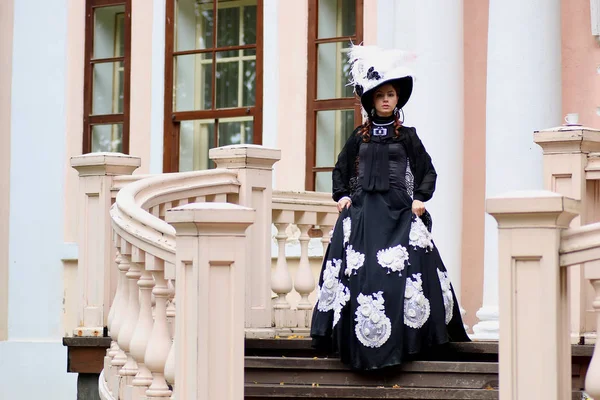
[487,191,600,399]
[535,125,600,342]
[71,145,280,400]
[270,191,338,334]
[489,124,600,399]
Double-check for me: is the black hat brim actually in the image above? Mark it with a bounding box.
[360,76,413,115]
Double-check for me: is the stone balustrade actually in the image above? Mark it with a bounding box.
[270,190,337,334]
[71,141,600,400]
[534,125,600,342]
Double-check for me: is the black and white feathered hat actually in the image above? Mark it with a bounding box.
[348,45,415,116]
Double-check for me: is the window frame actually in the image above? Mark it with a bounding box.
[305,0,364,191]
[82,0,132,154]
[163,0,264,173]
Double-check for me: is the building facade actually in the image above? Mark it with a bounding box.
[1,0,599,397]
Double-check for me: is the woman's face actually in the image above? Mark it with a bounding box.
[373,83,398,117]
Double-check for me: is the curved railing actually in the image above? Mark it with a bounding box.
[104,168,242,399]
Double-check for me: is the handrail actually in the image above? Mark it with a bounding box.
[560,222,600,266]
[110,169,240,261]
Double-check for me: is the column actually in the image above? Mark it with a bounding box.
[71,153,140,336]
[209,145,280,334]
[382,0,465,305]
[473,0,562,339]
[167,203,254,400]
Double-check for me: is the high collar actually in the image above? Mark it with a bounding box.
[372,113,395,125]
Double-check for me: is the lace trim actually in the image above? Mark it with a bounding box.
[343,217,351,246]
[405,159,415,199]
[437,269,454,324]
[404,273,430,329]
[344,245,365,277]
[409,216,434,251]
[377,244,410,276]
[316,259,350,328]
[354,291,392,348]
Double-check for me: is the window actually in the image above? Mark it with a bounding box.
[164,0,263,172]
[306,0,363,192]
[83,0,131,154]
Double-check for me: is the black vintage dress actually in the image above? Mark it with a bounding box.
[310,116,470,370]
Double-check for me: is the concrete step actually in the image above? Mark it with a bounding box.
[245,384,500,399]
[245,356,499,389]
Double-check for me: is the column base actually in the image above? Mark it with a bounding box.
[471,306,499,340]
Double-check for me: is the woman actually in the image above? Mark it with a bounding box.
[310,45,470,371]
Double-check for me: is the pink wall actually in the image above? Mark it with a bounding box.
[0,0,14,341]
[461,0,489,330]
[562,0,600,128]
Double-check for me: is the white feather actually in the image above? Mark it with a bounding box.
[347,44,416,96]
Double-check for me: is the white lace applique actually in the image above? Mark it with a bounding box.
[316,259,350,328]
[404,273,430,329]
[409,216,434,251]
[405,159,415,199]
[354,291,392,348]
[344,245,365,277]
[376,244,410,275]
[343,217,351,245]
[437,269,454,324]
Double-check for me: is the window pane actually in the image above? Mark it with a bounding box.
[179,119,216,171]
[217,0,257,47]
[92,61,124,115]
[216,49,256,108]
[175,0,214,51]
[317,41,353,100]
[316,171,333,193]
[318,0,355,39]
[179,117,254,171]
[93,6,126,59]
[316,109,355,168]
[174,53,213,112]
[91,124,123,153]
[243,4,257,45]
[218,118,253,146]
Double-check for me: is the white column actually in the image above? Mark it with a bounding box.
[382,0,464,301]
[473,0,562,339]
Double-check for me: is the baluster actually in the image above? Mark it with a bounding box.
[164,293,176,400]
[272,222,292,311]
[110,252,131,393]
[105,251,124,388]
[317,211,338,255]
[320,224,334,253]
[145,271,173,398]
[294,220,316,310]
[106,252,123,361]
[107,251,123,339]
[130,262,155,391]
[166,281,176,337]
[117,254,142,383]
[585,266,600,399]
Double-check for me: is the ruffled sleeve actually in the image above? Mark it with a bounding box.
[332,128,361,202]
[407,127,437,202]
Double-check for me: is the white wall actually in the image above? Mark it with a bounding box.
[0,0,76,397]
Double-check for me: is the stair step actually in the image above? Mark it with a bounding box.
[245,384,500,399]
[245,357,498,390]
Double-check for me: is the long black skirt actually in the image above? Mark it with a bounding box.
[310,188,470,370]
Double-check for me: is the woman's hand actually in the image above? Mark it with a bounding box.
[337,197,352,212]
[412,200,425,217]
